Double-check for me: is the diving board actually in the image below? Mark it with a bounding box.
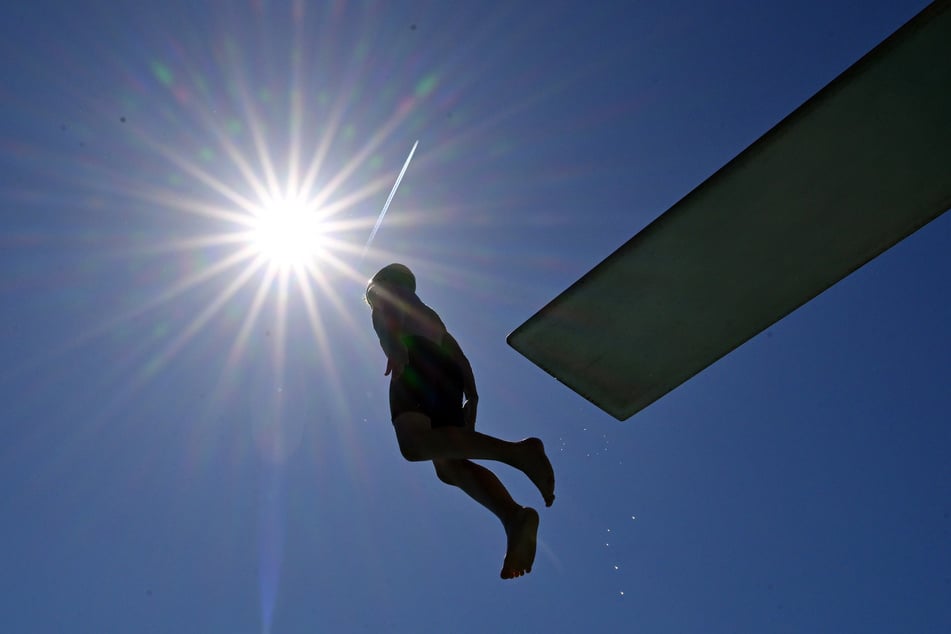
[508,0,951,421]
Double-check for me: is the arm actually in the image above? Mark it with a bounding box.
[372,303,408,376]
[443,332,477,401]
[443,331,479,429]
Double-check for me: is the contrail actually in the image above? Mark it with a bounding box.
[361,140,419,261]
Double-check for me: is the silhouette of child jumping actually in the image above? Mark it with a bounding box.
[366,263,555,579]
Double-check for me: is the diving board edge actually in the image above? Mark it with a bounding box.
[508,0,951,420]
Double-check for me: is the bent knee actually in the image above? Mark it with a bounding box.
[397,439,428,462]
[433,459,456,485]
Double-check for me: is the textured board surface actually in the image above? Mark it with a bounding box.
[508,1,951,420]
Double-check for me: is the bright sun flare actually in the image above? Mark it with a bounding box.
[251,196,327,269]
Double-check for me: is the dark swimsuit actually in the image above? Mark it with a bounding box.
[388,334,465,428]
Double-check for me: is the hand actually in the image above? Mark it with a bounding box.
[462,397,478,431]
[385,356,405,378]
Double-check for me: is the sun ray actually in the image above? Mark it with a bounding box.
[82,254,268,447]
[125,245,261,320]
[136,254,268,383]
[293,276,348,412]
[294,266,372,420]
[156,67,280,210]
[311,172,398,220]
[226,264,280,370]
[296,86,351,201]
[271,266,292,390]
[321,234,390,259]
[286,89,303,197]
[1,243,261,388]
[62,156,255,230]
[198,115,276,208]
[314,217,382,235]
[134,187,256,226]
[227,47,282,200]
[187,264,280,465]
[308,97,417,211]
[130,130,263,217]
[303,257,366,339]
[125,231,251,256]
[294,14,377,202]
[145,57,276,208]
[285,20,305,197]
[303,252,395,344]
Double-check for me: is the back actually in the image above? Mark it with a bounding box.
[372,285,446,346]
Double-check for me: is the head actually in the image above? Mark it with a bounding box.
[365,263,416,308]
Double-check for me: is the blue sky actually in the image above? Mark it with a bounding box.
[1,1,948,632]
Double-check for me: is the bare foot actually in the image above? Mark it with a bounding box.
[500,507,539,579]
[519,438,555,507]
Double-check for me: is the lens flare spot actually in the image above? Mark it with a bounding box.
[415,73,438,98]
[151,61,174,86]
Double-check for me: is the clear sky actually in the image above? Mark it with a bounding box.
[1,1,948,633]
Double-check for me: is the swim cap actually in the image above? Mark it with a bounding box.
[366,263,416,304]
[371,263,416,291]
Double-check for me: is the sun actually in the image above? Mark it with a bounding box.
[250,195,327,270]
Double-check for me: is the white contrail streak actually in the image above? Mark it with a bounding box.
[361,140,419,261]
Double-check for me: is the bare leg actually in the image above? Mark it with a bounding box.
[434,459,539,579]
[433,458,519,524]
[394,412,555,506]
